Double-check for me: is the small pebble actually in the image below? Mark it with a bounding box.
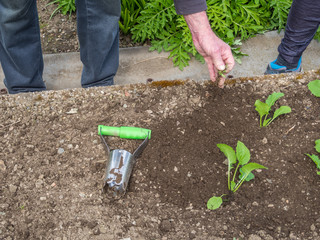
[9,185,17,193]
[58,148,64,154]
[262,137,268,144]
[0,160,6,171]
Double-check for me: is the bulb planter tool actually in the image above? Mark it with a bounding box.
[99,125,151,199]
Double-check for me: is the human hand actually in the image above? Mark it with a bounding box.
[184,11,235,88]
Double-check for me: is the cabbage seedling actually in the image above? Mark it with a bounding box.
[306,139,320,175]
[255,92,291,127]
[218,64,228,78]
[207,141,267,210]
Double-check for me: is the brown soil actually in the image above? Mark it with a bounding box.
[1,71,320,239]
[38,0,144,54]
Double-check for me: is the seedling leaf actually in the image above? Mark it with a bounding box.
[315,139,320,153]
[265,106,291,127]
[230,181,236,190]
[241,162,268,176]
[207,196,223,210]
[306,154,320,169]
[217,144,237,165]
[239,168,255,181]
[265,92,284,107]
[255,100,270,127]
[236,141,250,165]
[273,106,292,119]
[233,162,267,192]
[255,100,270,117]
[308,79,320,97]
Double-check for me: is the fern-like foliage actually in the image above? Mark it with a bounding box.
[269,0,292,31]
[131,0,177,42]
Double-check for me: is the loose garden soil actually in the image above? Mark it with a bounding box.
[1,71,320,240]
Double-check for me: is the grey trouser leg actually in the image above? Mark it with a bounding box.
[278,0,320,64]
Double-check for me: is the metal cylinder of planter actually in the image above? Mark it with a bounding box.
[103,149,135,199]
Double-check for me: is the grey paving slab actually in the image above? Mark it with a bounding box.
[1,31,320,90]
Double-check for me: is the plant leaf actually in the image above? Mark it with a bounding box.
[241,162,268,177]
[306,154,320,169]
[265,92,284,107]
[236,141,251,165]
[255,100,270,117]
[308,79,320,97]
[315,139,320,153]
[230,180,236,191]
[207,196,223,210]
[239,168,255,181]
[273,106,291,119]
[217,144,237,166]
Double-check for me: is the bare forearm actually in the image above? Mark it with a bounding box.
[182,11,235,87]
[184,11,211,34]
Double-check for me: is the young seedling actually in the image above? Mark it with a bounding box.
[207,141,267,210]
[218,65,228,78]
[254,92,291,127]
[308,79,320,97]
[306,139,320,175]
[218,69,227,78]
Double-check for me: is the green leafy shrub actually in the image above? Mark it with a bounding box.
[207,141,267,210]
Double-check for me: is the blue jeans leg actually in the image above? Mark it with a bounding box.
[75,0,121,88]
[278,0,320,65]
[0,0,46,94]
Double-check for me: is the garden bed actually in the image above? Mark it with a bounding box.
[1,71,320,239]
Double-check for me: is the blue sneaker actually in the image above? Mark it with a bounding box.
[264,58,302,75]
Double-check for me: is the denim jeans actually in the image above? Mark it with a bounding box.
[0,0,120,94]
[278,0,320,65]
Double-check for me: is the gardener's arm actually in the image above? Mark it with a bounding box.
[173,0,235,88]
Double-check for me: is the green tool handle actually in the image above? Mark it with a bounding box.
[98,125,151,139]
